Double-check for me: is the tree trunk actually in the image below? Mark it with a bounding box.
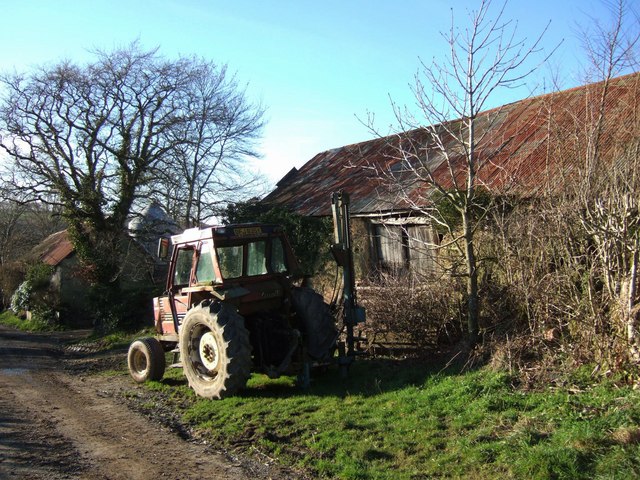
[625,247,639,362]
[463,210,480,344]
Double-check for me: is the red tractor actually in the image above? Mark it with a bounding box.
[128,192,364,399]
[127,223,338,398]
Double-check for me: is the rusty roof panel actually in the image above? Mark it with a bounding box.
[264,72,640,216]
[36,230,74,266]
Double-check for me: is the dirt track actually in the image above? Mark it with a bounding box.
[0,325,287,480]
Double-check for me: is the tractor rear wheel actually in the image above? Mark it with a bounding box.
[127,337,166,383]
[291,287,337,361]
[179,302,252,399]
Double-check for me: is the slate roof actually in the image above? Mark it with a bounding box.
[263,72,640,217]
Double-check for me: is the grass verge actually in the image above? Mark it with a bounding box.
[0,311,153,353]
[77,329,156,350]
[0,309,59,331]
[138,357,640,479]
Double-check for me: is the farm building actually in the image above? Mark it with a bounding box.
[263,72,640,282]
[30,203,178,323]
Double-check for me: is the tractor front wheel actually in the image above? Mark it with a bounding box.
[179,302,252,399]
[127,337,166,383]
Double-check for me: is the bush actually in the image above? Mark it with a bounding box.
[26,262,55,289]
[10,280,32,315]
[0,262,26,309]
[479,193,638,378]
[358,275,465,352]
[9,262,62,327]
[88,281,158,334]
[30,304,59,326]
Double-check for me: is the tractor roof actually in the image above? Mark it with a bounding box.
[171,223,284,245]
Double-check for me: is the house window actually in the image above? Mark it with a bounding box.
[374,224,407,273]
[406,225,437,277]
[372,221,436,278]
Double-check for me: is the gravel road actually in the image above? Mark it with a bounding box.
[0,325,290,480]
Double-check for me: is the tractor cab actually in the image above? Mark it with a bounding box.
[153,223,303,339]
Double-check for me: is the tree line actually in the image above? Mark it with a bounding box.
[0,42,265,321]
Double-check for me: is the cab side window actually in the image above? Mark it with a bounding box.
[173,247,194,286]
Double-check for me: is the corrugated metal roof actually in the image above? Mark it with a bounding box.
[36,230,74,266]
[263,72,640,216]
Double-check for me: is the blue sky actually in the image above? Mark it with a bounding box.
[0,0,617,186]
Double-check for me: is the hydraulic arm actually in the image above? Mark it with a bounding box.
[330,191,366,362]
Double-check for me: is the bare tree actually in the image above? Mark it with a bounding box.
[0,179,66,305]
[0,43,264,310]
[369,0,549,343]
[483,0,640,367]
[150,62,265,227]
[574,0,640,361]
[578,0,640,177]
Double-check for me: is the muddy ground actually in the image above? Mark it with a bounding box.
[0,325,299,480]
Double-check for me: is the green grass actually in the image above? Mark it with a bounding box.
[143,358,640,479]
[0,310,153,352]
[0,309,59,331]
[81,329,155,350]
[6,306,636,478]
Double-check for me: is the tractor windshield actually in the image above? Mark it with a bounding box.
[247,241,267,276]
[216,245,243,279]
[215,237,288,280]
